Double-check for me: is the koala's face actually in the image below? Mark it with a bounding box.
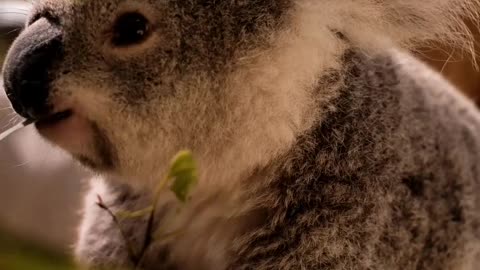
[3,0,316,185]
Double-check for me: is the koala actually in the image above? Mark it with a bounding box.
[2,0,480,269]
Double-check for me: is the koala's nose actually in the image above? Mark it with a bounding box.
[2,17,63,120]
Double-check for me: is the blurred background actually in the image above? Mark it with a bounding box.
[0,0,479,268]
[0,1,90,268]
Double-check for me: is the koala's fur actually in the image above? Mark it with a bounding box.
[9,0,480,269]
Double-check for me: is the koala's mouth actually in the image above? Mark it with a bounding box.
[36,110,73,127]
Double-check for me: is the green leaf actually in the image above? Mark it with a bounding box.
[116,206,154,219]
[168,150,198,203]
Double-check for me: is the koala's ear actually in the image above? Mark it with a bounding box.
[336,0,479,52]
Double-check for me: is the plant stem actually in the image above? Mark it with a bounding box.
[96,195,138,266]
[134,174,171,268]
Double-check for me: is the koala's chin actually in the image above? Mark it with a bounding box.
[35,112,110,170]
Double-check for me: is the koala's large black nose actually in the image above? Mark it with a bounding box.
[2,17,63,120]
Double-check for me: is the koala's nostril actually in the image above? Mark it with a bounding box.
[18,79,51,119]
[2,17,63,120]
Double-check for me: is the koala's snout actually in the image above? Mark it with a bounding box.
[3,16,63,120]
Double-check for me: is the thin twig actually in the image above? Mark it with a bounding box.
[96,195,139,266]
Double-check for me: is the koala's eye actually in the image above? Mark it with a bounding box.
[111,12,151,47]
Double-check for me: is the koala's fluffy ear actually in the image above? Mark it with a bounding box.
[388,0,478,45]
[327,0,479,52]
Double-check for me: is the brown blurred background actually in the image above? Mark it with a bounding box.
[0,0,90,258]
[0,0,479,258]
[417,19,480,105]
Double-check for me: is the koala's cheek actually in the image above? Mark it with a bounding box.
[36,113,94,156]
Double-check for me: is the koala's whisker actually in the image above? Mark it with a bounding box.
[0,119,34,142]
[13,160,31,168]
[1,115,21,130]
[6,117,17,126]
[0,7,31,11]
[0,11,30,16]
[0,28,23,37]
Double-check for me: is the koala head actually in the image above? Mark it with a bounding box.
[2,0,477,188]
[2,0,315,188]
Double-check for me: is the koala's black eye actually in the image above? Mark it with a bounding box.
[112,12,150,47]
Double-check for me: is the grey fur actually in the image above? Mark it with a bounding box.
[3,0,480,269]
[231,50,480,269]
